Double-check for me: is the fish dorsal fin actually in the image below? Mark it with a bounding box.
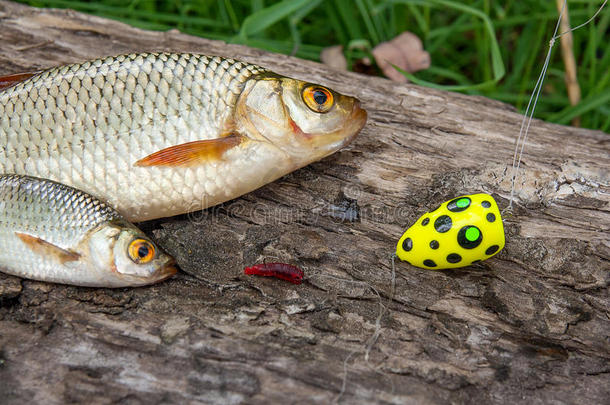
[134,133,244,167]
[15,232,81,264]
[0,71,40,91]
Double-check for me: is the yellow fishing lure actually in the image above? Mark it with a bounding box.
[396,193,505,269]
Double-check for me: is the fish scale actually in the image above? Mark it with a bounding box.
[0,53,269,220]
[0,174,120,258]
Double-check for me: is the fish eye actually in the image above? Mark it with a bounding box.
[128,238,156,264]
[302,85,334,113]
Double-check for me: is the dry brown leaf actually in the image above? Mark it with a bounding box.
[372,31,430,83]
[320,45,347,71]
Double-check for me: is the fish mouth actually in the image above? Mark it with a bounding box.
[152,259,178,283]
[321,99,367,152]
[340,99,367,148]
[161,262,178,279]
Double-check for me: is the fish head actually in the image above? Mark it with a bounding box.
[236,75,367,167]
[87,221,177,286]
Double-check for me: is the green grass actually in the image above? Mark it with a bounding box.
[18,0,610,132]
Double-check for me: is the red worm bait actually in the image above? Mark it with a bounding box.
[244,263,304,284]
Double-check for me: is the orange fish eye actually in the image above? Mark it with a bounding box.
[302,85,334,113]
[128,239,156,264]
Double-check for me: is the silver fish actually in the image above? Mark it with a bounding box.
[0,53,367,221]
[0,174,176,287]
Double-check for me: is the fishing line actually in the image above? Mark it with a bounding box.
[506,0,607,212]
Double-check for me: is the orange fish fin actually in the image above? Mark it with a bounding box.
[134,134,244,167]
[15,232,81,264]
[0,71,40,91]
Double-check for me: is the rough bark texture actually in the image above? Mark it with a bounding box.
[0,2,608,404]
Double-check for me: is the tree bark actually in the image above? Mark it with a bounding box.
[0,2,608,404]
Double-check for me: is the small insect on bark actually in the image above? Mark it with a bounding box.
[244,263,304,284]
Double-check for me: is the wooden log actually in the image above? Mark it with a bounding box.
[0,1,608,403]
